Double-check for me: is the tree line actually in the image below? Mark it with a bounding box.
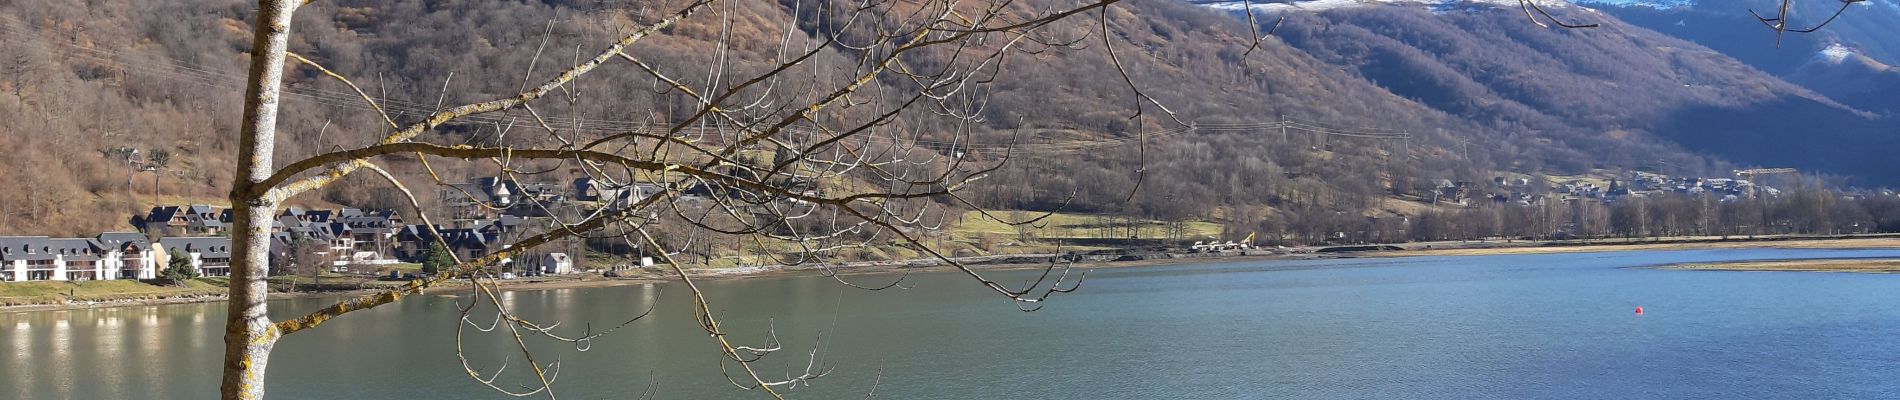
[1227,184,1900,246]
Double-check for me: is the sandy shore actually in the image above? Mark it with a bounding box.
[1658,258,1900,273]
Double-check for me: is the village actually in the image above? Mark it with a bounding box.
[0,176,663,283]
[6,168,1897,284]
[1426,169,1810,207]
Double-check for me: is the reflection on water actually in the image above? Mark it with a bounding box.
[9,320,29,399]
[189,312,206,350]
[143,309,164,396]
[51,318,69,400]
[94,310,124,400]
[1,248,1899,399]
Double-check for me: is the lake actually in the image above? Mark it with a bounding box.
[5,248,1900,399]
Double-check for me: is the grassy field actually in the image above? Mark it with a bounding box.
[366,262,423,274]
[0,279,225,306]
[267,263,424,291]
[951,210,1225,241]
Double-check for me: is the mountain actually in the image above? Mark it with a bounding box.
[1554,0,1900,179]
[1582,1,1900,77]
[1784,44,1900,115]
[1584,0,1900,70]
[0,0,1895,236]
[1204,0,1894,181]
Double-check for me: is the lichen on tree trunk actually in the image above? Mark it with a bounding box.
[223,1,296,399]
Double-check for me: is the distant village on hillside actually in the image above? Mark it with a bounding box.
[1426,170,1809,207]
[0,176,671,283]
[4,168,1898,283]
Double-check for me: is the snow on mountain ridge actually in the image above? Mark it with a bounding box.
[1198,0,1825,15]
[1197,0,1587,13]
[1572,0,1694,8]
[1820,43,1855,65]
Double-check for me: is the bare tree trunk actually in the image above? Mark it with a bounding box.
[223,1,295,399]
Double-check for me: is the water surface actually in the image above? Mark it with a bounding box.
[5,248,1900,399]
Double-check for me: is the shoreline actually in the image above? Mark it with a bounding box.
[1359,234,1900,257]
[0,294,233,314]
[1656,258,1900,273]
[8,234,1899,314]
[0,252,1299,314]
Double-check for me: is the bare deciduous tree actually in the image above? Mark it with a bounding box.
[1752,0,1869,44]
[283,236,327,292]
[221,0,1147,399]
[217,0,1888,398]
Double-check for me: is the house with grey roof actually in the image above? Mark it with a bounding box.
[575,177,660,204]
[1,237,61,281]
[0,234,158,282]
[439,177,521,222]
[48,238,106,281]
[391,223,519,270]
[94,233,159,280]
[158,237,233,277]
[573,177,616,202]
[143,206,188,234]
[523,252,574,275]
[602,182,665,211]
[281,207,309,221]
[261,208,407,270]
[440,177,568,224]
[339,211,402,256]
[143,204,228,236]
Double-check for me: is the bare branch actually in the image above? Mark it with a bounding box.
[1751,0,1867,45]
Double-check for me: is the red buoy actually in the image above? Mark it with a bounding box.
[1635,306,1645,315]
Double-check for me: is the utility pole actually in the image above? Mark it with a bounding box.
[1279,118,1289,143]
[149,167,160,208]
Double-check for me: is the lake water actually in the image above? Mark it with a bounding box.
[6,248,1900,399]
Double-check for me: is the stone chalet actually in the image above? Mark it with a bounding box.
[144,204,227,236]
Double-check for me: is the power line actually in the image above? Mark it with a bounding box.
[0,20,1414,156]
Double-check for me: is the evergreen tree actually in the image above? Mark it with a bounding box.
[422,242,453,276]
[162,250,198,282]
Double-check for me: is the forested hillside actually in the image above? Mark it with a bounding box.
[1260,2,1898,185]
[1780,45,1900,117]
[0,0,1893,237]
